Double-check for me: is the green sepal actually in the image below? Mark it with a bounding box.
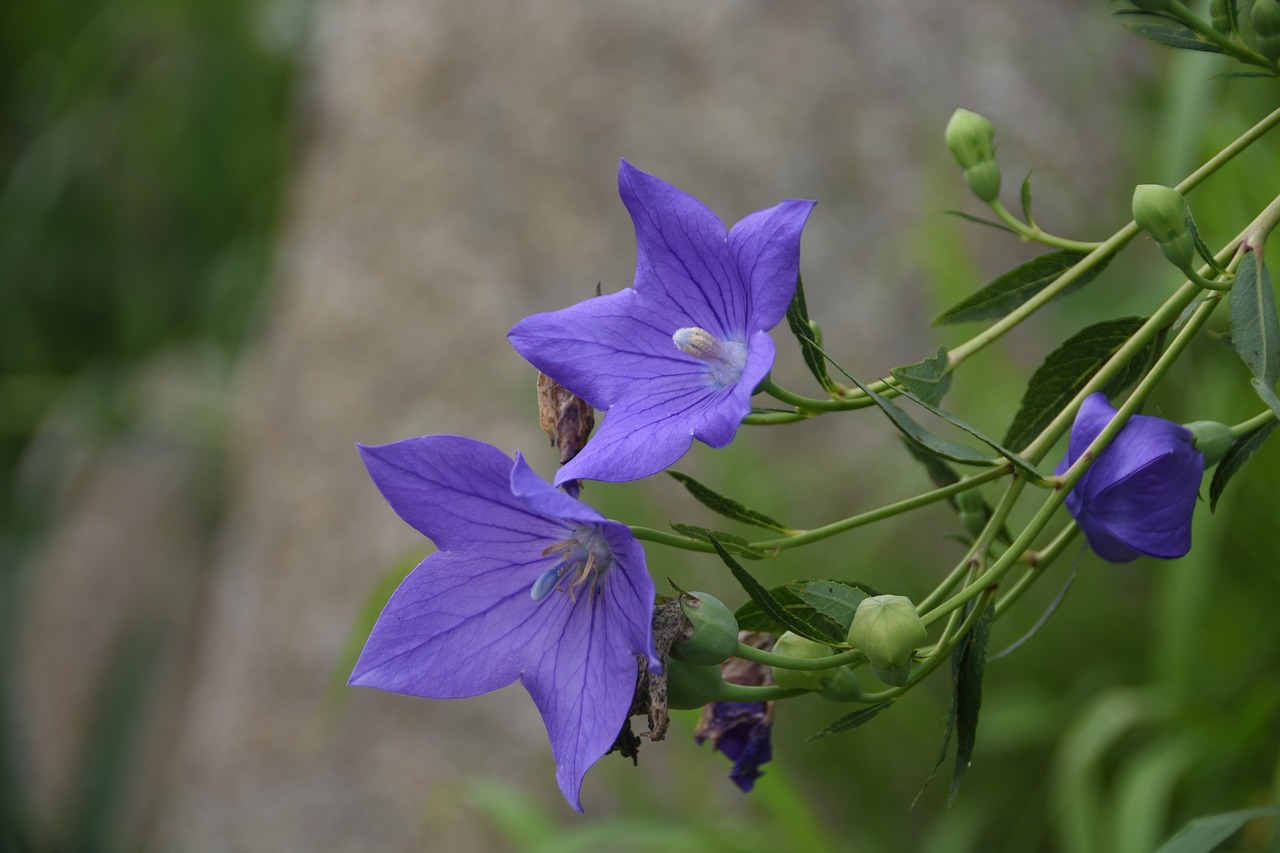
[1185,213,1226,275]
[1020,171,1036,227]
[1208,419,1277,511]
[890,348,953,407]
[807,701,893,741]
[735,578,880,645]
[1002,316,1154,452]
[667,470,793,533]
[1228,252,1280,389]
[1210,0,1239,35]
[785,275,839,393]
[934,250,1109,325]
[1123,19,1226,52]
[710,538,840,646]
[669,523,765,559]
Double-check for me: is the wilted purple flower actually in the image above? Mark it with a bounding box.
[1056,393,1204,562]
[694,701,774,792]
[351,435,659,810]
[508,160,815,485]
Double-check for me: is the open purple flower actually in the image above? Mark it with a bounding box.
[1056,393,1204,562]
[351,435,659,810]
[508,160,815,485]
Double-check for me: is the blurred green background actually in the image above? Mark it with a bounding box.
[2,1,1279,851]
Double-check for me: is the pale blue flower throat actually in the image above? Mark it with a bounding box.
[530,525,613,604]
[672,327,747,387]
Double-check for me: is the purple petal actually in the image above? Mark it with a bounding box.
[1061,392,1117,470]
[358,436,564,552]
[510,451,606,527]
[729,199,815,332]
[1083,449,1201,559]
[349,549,561,698]
[618,160,744,339]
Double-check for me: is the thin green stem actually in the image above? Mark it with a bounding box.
[733,641,862,671]
[714,683,806,702]
[743,410,814,425]
[988,200,1102,252]
[630,527,714,553]
[1229,409,1279,438]
[994,523,1080,619]
[757,376,899,413]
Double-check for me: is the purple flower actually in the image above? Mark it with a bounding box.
[1056,393,1204,562]
[694,701,774,792]
[508,160,815,485]
[351,435,659,810]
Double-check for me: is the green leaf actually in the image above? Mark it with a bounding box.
[1124,20,1226,53]
[786,275,838,393]
[890,348,953,407]
[735,585,846,644]
[794,579,875,633]
[844,373,998,468]
[943,209,1020,236]
[1229,252,1280,389]
[950,603,994,804]
[1153,807,1280,853]
[892,386,1045,483]
[667,471,792,533]
[1002,316,1150,452]
[669,523,765,559]
[1253,377,1280,420]
[1209,420,1278,512]
[807,701,893,741]
[1185,213,1226,274]
[899,440,1014,546]
[934,250,1110,325]
[710,539,838,645]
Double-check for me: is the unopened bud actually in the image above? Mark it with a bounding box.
[1133,184,1189,244]
[665,658,726,710]
[669,591,740,666]
[1253,0,1280,62]
[846,595,928,672]
[770,632,840,691]
[1184,420,1232,467]
[945,109,996,170]
[1210,0,1234,33]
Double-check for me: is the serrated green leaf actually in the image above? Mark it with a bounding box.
[1002,317,1150,452]
[950,603,994,804]
[794,580,874,633]
[667,471,792,533]
[943,209,1020,236]
[1153,807,1280,853]
[734,588,846,644]
[1124,20,1225,52]
[893,386,1045,483]
[1020,172,1035,227]
[807,701,893,741]
[1229,252,1280,389]
[844,373,998,468]
[710,539,837,645]
[935,250,1109,325]
[1185,213,1226,274]
[1209,420,1277,512]
[786,275,838,393]
[669,523,764,559]
[890,348,953,407]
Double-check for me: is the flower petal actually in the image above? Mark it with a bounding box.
[349,549,563,698]
[358,436,564,552]
[1084,449,1202,559]
[729,199,815,333]
[618,159,744,339]
[510,451,606,527]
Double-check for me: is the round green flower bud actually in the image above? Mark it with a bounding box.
[846,595,928,671]
[664,658,726,710]
[963,161,1003,204]
[1210,0,1234,34]
[944,109,996,171]
[770,631,839,691]
[1184,419,1233,467]
[815,665,865,702]
[669,591,740,666]
[1253,0,1280,61]
[1132,184,1189,245]
[869,661,914,687]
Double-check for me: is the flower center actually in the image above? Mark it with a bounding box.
[529,525,614,604]
[672,327,748,388]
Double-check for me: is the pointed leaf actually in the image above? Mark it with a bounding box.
[710,538,839,645]
[891,348,953,407]
[807,701,893,741]
[667,471,792,533]
[1154,807,1280,853]
[844,373,998,468]
[734,578,879,644]
[786,275,838,393]
[670,523,765,559]
[1229,252,1280,389]
[934,250,1110,325]
[1253,377,1280,420]
[950,603,993,804]
[1209,419,1278,512]
[893,386,1045,483]
[1002,316,1151,452]
[943,209,1020,236]
[794,579,875,633]
[1185,213,1225,274]
[1020,172,1036,227]
[1124,20,1225,52]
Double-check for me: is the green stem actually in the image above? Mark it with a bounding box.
[733,641,862,671]
[988,200,1102,252]
[714,683,806,702]
[994,522,1080,619]
[1165,0,1273,68]
[1229,408,1279,438]
[757,376,898,413]
[743,410,814,425]
[630,527,714,553]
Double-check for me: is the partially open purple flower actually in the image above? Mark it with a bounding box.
[1055,393,1204,562]
[508,160,815,485]
[694,700,774,792]
[351,435,659,810]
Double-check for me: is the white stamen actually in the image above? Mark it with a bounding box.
[672,326,748,387]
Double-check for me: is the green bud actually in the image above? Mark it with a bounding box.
[963,161,1002,204]
[869,661,914,687]
[1184,420,1234,467]
[664,658,726,710]
[770,632,840,691]
[846,595,928,671]
[815,665,865,702]
[945,109,996,171]
[669,591,740,666]
[1253,0,1280,61]
[1132,184,1189,244]
[1210,0,1234,34]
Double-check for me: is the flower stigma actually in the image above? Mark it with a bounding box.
[672,327,748,388]
[530,525,614,604]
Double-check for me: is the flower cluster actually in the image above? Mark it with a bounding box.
[352,162,813,808]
